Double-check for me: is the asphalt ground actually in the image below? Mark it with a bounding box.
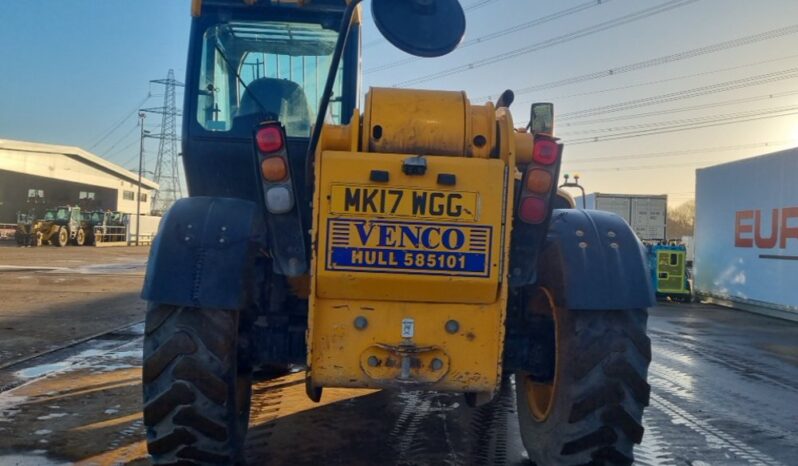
[0,244,796,465]
[0,244,148,371]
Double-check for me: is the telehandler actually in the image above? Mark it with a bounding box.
[14,210,41,246]
[82,210,127,245]
[142,1,654,464]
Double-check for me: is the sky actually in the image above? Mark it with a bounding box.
[2,0,798,208]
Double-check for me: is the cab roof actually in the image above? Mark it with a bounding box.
[193,0,349,16]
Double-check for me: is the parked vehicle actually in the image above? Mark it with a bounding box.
[35,206,85,247]
[82,210,127,245]
[14,210,42,246]
[647,242,692,302]
[140,1,655,464]
[578,193,668,241]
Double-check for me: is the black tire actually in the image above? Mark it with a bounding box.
[74,228,86,246]
[55,227,68,247]
[143,305,252,465]
[515,289,651,466]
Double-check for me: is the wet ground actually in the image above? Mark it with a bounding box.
[0,244,148,371]
[0,245,796,465]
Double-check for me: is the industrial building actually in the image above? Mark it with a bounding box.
[0,138,158,223]
[695,146,798,321]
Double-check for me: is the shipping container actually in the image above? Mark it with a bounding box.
[576,193,668,241]
[694,147,798,321]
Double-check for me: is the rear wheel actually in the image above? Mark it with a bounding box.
[74,228,86,246]
[55,227,68,247]
[143,305,252,465]
[515,287,651,466]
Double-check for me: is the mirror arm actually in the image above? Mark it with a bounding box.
[305,0,362,188]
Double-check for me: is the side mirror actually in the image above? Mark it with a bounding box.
[496,89,514,109]
[371,0,466,58]
[528,102,554,135]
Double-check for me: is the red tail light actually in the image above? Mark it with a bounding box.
[532,139,559,165]
[519,197,547,224]
[256,126,284,153]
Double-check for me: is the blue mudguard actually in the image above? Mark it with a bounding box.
[141,197,263,310]
[541,209,655,310]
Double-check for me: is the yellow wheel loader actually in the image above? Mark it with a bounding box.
[141,1,654,464]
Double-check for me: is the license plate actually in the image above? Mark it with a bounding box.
[325,218,492,277]
[329,184,479,222]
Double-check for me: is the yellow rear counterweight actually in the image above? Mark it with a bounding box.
[307,88,518,395]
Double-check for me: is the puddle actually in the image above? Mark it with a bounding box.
[0,452,70,465]
[0,394,27,422]
[52,261,147,276]
[14,349,108,380]
[9,324,144,385]
[0,266,65,272]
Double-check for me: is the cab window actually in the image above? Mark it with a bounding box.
[196,20,343,138]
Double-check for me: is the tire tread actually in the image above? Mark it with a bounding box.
[143,306,249,464]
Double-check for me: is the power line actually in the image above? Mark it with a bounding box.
[88,93,151,150]
[555,89,798,128]
[560,104,798,137]
[566,154,787,173]
[99,122,140,156]
[366,0,608,74]
[557,67,798,121]
[563,140,798,164]
[462,0,503,11]
[121,149,145,170]
[104,137,140,161]
[475,23,798,102]
[563,107,798,145]
[558,90,798,129]
[520,53,798,107]
[394,0,701,87]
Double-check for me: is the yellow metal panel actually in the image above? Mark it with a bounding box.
[515,131,534,164]
[314,151,508,303]
[362,88,496,158]
[309,295,506,392]
[363,88,466,156]
[307,89,518,395]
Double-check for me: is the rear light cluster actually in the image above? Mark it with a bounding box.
[255,124,294,214]
[519,136,562,224]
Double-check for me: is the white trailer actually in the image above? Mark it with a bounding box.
[127,214,162,245]
[694,148,798,321]
[576,193,668,241]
